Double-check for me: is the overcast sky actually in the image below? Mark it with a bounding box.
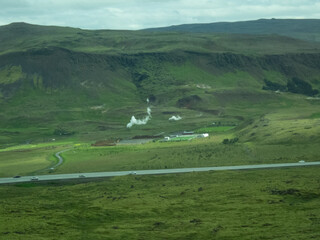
[0,0,319,30]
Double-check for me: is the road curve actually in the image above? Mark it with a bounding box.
[1,161,320,185]
[51,149,71,169]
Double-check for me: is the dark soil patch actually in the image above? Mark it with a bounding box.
[91,140,116,147]
[177,95,202,108]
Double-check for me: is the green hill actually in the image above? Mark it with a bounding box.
[144,19,320,42]
[0,22,320,147]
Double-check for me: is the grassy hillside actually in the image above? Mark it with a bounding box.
[1,22,320,55]
[0,22,320,147]
[144,18,320,42]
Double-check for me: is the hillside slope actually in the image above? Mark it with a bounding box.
[144,19,320,42]
[0,22,320,146]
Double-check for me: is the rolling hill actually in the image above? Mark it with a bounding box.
[0,22,320,147]
[144,18,320,42]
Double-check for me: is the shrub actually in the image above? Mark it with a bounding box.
[287,77,318,96]
[222,139,230,144]
[262,79,286,91]
[222,138,239,144]
[53,126,75,136]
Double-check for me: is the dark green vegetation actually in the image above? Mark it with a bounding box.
[1,22,320,148]
[1,167,320,239]
[263,77,319,96]
[145,18,320,42]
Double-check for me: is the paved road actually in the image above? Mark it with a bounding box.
[1,161,320,185]
[51,149,71,169]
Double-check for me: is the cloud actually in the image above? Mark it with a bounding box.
[0,0,319,29]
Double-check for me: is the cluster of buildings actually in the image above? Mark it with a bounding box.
[163,131,209,142]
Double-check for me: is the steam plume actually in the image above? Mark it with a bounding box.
[169,115,182,121]
[126,107,152,128]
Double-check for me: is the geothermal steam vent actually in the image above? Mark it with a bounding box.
[126,99,151,128]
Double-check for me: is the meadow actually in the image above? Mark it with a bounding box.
[0,167,319,239]
[0,141,77,177]
[0,100,319,178]
[0,123,319,178]
[55,130,320,175]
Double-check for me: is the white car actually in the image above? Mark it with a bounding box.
[31,176,39,181]
[298,160,305,163]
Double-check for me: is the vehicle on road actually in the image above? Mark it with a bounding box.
[13,176,21,178]
[31,176,39,181]
[78,175,86,178]
[130,172,137,175]
[299,160,305,163]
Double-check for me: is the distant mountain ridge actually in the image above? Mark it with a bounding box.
[144,19,320,42]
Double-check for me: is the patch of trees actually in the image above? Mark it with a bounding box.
[262,77,319,96]
[287,77,319,96]
[222,137,239,144]
[132,72,149,89]
[53,126,75,136]
[148,94,157,103]
[262,79,286,91]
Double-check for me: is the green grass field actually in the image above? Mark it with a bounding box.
[1,167,320,239]
[54,141,319,174]
[0,103,319,178]
[1,130,319,178]
[0,141,80,177]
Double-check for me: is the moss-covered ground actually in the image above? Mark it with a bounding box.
[1,167,320,240]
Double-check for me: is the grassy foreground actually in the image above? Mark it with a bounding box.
[1,167,320,239]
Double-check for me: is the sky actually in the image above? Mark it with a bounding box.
[0,0,319,30]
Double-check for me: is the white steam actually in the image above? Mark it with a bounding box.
[169,115,182,121]
[126,107,152,128]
